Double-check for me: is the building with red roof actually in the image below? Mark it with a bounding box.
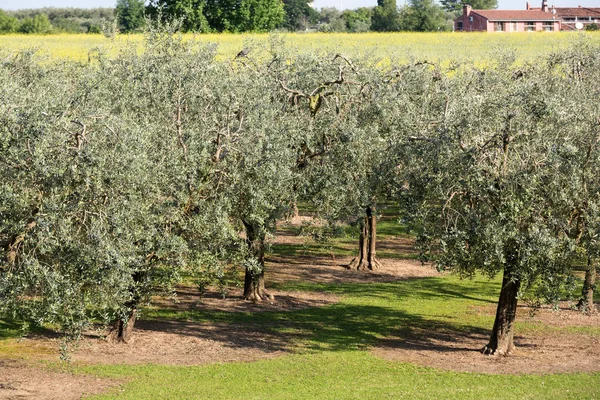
[455,1,561,32]
[526,2,600,30]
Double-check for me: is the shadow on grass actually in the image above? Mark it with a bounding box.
[0,319,23,339]
[144,277,499,355]
[144,301,491,355]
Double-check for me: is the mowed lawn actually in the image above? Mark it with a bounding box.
[1,32,599,65]
[80,274,600,399]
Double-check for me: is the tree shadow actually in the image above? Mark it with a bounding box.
[141,290,493,355]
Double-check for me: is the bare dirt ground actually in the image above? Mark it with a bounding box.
[0,359,117,400]
[1,217,599,398]
[372,295,600,375]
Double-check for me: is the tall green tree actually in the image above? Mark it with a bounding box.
[204,0,285,32]
[17,13,53,33]
[282,0,318,31]
[146,0,211,32]
[0,10,19,33]
[116,0,146,32]
[342,8,372,32]
[371,0,401,32]
[400,0,449,31]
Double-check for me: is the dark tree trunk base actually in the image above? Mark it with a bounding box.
[481,265,520,356]
[242,220,275,303]
[347,205,381,271]
[577,258,597,314]
[347,256,382,271]
[107,308,137,344]
[244,289,275,302]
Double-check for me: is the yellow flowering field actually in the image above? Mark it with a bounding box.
[0,31,598,65]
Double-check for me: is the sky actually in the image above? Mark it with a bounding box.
[0,0,598,11]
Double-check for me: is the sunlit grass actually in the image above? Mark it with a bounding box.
[83,352,600,400]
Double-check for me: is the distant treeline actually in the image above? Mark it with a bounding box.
[0,0,512,35]
[0,8,114,34]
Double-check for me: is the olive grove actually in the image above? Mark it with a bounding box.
[1,30,599,352]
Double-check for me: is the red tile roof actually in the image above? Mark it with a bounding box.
[529,7,600,17]
[472,9,560,21]
[554,8,600,18]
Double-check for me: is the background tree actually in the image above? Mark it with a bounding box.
[17,13,53,33]
[116,0,146,33]
[400,0,450,31]
[204,0,284,32]
[2,8,112,34]
[585,23,599,31]
[371,0,401,32]
[282,0,318,31]
[146,0,211,32]
[342,8,373,32]
[0,10,20,33]
[316,7,347,32]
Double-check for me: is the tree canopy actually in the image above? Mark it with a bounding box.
[1,29,598,352]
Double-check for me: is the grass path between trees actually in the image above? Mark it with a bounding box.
[81,273,600,399]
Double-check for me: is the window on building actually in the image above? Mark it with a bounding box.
[456,21,463,31]
[495,22,504,31]
[543,22,554,31]
[525,22,535,31]
[511,22,518,31]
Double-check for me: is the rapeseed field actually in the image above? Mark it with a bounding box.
[1,32,598,64]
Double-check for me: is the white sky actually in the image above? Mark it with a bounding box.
[0,0,598,11]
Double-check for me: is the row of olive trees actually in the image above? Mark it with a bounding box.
[1,29,598,355]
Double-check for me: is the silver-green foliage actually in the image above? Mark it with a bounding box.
[399,42,600,301]
[1,31,599,341]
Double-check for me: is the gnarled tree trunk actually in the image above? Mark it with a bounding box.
[242,221,273,302]
[481,265,520,355]
[578,257,597,313]
[107,306,137,344]
[348,205,381,271]
[107,271,144,343]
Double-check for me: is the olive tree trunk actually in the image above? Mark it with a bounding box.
[242,221,273,302]
[348,205,381,271]
[107,306,137,343]
[578,257,597,313]
[481,266,520,355]
[107,271,144,343]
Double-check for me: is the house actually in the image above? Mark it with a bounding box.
[455,2,561,32]
[526,2,600,30]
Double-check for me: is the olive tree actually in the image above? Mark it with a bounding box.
[271,51,391,270]
[0,50,187,343]
[0,28,238,343]
[545,40,600,313]
[399,56,578,355]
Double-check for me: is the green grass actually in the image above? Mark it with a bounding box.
[3,272,599,399]
[0,319,23,339]
[83,351,600,400]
